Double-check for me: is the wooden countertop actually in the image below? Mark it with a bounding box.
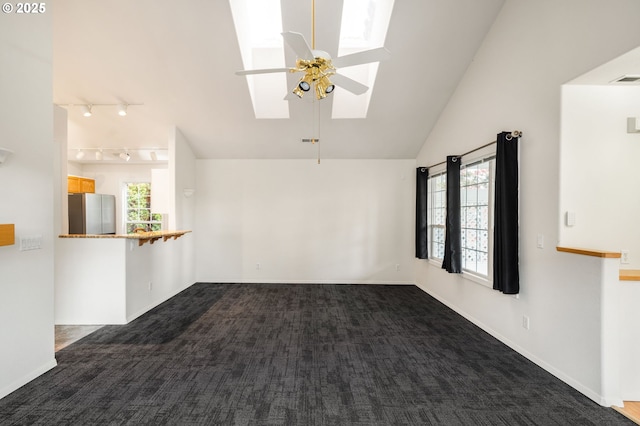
[59,230,191,246]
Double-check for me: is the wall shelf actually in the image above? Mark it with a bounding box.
[0,224,15,246]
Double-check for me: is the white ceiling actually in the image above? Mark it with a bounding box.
[567,46,640,86]
[54,0,506,161]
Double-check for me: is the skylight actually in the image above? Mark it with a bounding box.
[230,0,394,120]
[332,0,395,119]
[229,0,289,118]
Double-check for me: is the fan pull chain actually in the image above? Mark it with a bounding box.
[312,98,321,164]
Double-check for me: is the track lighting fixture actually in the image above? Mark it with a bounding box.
[57,103,142,117]
[81,105,92,117]
[68,148,167,163]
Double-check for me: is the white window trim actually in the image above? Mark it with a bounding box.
[425,146,497,289]
[122,181,163,234]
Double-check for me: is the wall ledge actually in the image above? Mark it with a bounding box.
[556,246,621,258]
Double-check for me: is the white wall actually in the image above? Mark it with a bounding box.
[195,159,415,284]
[619,281,640,399]
[0,10,57,398]
[560,81,640,402]
[414,0,640,406]
[560,85,640,264]
[168,126,196,288]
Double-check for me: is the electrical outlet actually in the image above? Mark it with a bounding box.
[522,315,530,330]
[621,250,630,264]
[536,234,544,249]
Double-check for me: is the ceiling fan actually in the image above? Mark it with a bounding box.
[235,2,391,101]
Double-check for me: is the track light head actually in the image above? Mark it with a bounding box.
[95,150,103,160]
[150,151,158,161]
[75,150,85,160]
[119,152,130,161]
[81,105,92,117]
[117,104,127,116]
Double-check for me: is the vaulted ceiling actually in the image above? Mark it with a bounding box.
[53,0,505,162]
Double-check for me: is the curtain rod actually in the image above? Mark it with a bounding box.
[421,130,522,171]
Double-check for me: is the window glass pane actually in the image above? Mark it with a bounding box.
[460,158,494,277]
[428,173,446,260]
[124,183,162,233]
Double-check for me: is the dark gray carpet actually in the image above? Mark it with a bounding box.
[0,283,631,425]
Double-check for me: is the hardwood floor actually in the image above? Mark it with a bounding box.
[613,401,640,425]
[55,325,103,352]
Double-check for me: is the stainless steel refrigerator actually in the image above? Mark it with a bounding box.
[68,193,116,234]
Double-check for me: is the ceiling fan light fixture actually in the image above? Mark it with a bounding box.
[293,86,305,98]
[315,76,335,99]
[298,81,311,92]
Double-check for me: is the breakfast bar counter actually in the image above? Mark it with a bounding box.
[59,230,191,246]
[55,230,193,325]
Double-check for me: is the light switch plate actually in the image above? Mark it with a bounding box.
[19,235,42,251]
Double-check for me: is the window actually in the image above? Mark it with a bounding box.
[460,158,494,278]
[124,182,162,233]
[426,155,495,281]
[427,172,446,260]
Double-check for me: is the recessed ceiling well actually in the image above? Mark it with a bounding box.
[230,0,395,119]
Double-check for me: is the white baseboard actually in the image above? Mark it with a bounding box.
[126,281,195,323]
[414,283,613,407]
[196,279,414,285]
[0,358,57,400]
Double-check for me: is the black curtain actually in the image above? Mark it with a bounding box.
[415,168,429,259]
[442,156,462,273]
[493,131,520,294]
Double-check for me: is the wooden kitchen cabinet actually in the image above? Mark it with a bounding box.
[68,176,95,193]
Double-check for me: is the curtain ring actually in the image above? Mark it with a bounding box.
[506,134,513,141]
[452,157,458,162]
[420,167,426,172]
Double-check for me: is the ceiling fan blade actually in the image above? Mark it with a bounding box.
[282,31,314,61]
[332,47,391,69]
[331,73,369,95]
[235,68,291,76]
